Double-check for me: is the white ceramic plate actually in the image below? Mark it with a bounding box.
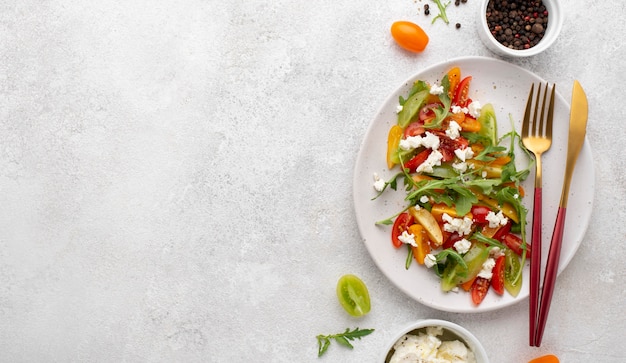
[353,56,594,313]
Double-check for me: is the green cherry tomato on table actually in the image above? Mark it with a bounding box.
[390,21,429,53]
[336,274,371,317]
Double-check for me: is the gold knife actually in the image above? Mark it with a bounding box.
[534,80,588,346]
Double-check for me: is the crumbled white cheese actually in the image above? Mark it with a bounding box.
[398,230,417,247]
[424,254,437,268]
[415,150,444,173]
[442,213,474,236]
[399,132,441,152]
[486,210,508,228]
[490,247,505,258]
[430,83,444,95]
[396,104,404,113]
[420,195,430,204]
[389,326,476,363]
[454,238,472,254]
[373,173,385,192]
[454,147,474,162]
[481,171,487,178]
[451,105,469,114]
[452,162,468,174]
[478,257,496,279]
[468,101,482,118]
[446,121,462,140]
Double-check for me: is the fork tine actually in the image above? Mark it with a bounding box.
[522,83,534,138]
[532,83,542,136]
[546,84,555,139]
[539,83,549,135]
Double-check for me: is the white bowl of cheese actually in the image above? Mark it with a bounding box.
[382,319,489,363]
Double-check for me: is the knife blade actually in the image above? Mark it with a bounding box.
[534,80,588,346]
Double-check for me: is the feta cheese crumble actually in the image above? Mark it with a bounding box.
[454,147,474,162]
[477,258,496,279]
[453,238,472,254]
[373,173,385,192]
[389,326,477,363]
[398,231,417,247]
[442,213,474,236]
[415,149,444,173]
[424,254,437,268]
[445,121,462,140]
[399,132,441,151]
[468,101,482,118]
[430,83,444,95]
[396,104,404,113]
[451,105,469,114]
[420,195,430,204]
[486,210,508,228]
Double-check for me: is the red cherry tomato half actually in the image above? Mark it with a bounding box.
[418,103,442,123]
[502,232,530,256]
[471,276,490,305]
[391,212,414,248]
[452,76,472,107]
[404,121,425,138]
[491,255,506,295]
[390,21,429,53]
[471,205,492,224]
[404,149,432,172]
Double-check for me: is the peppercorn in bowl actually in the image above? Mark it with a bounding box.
[478,0,563,57]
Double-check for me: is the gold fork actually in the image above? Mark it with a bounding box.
[521,82,555,347]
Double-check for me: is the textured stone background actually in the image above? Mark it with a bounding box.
[1,0,624,362]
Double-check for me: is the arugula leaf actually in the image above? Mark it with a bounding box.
[316,327,375,357]
[431,0,451,25]
[471,231,506,250]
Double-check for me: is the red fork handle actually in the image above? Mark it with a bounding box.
[529,187,542,346]
[535,206,567,346]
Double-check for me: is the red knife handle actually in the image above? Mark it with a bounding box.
[529,187,542,346]
[535,206,567,346]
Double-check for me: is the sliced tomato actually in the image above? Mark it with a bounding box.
[391,212,414,248]
[404,121,425,138]
[501,232,530,257]
[491,255,505,295]
[404,149,432,172]
[418,103,442,124]
[492,220,512,241]
[452,76,472,107]
[504,249,523,297]
[471,205,492,225]
[447,67,461,99]
[471,276,490,305]
[442,231,463,250]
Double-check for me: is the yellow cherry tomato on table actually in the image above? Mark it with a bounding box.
[390,21,429,53]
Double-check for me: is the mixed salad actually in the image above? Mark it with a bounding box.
[373,67,532,305]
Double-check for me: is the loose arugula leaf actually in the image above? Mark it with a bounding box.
[316,327,375,357]
[431,0,451,25]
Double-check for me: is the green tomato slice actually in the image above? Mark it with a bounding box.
[336,274,371,317]
[440,243,490,292]
[477,103,498,146]
[504,249,522,297]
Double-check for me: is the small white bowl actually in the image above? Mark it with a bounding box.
[478,0,563,57]
[382,319,489,363]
